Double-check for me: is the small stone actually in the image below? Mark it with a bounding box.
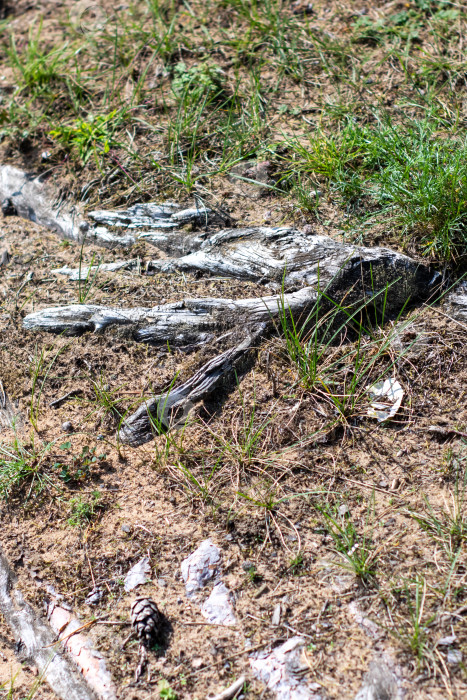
[447,649,462,665]
[338,504,350,517]
[62,421,73,433]
[271,603,281,626]
[302,224,314,235]
[85,588,103,605]
[242,560,255,572]
[390,477,400,491]
[121,524,131,534]
[378,479,389,489]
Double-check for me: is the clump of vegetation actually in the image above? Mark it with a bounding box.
[67,490,101,527]
[49,110,126,164]
[172,62,226,101]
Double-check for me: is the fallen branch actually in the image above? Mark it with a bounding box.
[0,547,97,700]
[210,675,246,700]
[118,327,264,446]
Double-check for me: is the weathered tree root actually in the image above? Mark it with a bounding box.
[0,165,213,249]
[13,166,442,448]
[118,326,264,446]
[23,239,441,446]
[0,547,97,700]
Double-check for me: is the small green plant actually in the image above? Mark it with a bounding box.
[49,110,125,164]
[0,435,57,500]
[8,22,70,98]
[58,444,106,483]
[67,491,101,527]
[318,499,378,582]
[158,680,178,700]
[172,61,226,101]
[391,576,436,671]
[288,551,305,575]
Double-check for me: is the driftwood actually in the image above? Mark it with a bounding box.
[9,166,441,447]
[24,235,440,446]
[143,227,440,292]
[22,289,317,341]
[0,547,96,700]
[118,327,264,446]
[0,165,213,249]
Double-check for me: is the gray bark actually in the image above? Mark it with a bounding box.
[21,289,317,341]
[0,165,213,249]
[0,547,96,700]
[145,227,440,296]
[118,327,263,446]
[0,165,81,241]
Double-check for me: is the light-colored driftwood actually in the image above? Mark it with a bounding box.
[22,289,316,341]
[0,165,213,249]
[0,165,81,241]
[0,547,97,700]
[118,327,264,446]
[24,236,440,446]
[144,227,440,293]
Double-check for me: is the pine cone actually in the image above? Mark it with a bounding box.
[131,597,162,647]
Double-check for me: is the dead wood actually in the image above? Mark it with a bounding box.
[118,326,264,446]
[0,547,97,700]
[0,165,213,249]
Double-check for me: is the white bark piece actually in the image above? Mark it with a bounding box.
[47,600,117,700]
[201,582,236,626]
[250,637,323,700]
[367,379,404,423]
[124,557,151,592]
[180,539,221,598]
[0,547,97,700]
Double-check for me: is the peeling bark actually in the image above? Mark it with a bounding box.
[0,547,97,700]
[46,602,117,700]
